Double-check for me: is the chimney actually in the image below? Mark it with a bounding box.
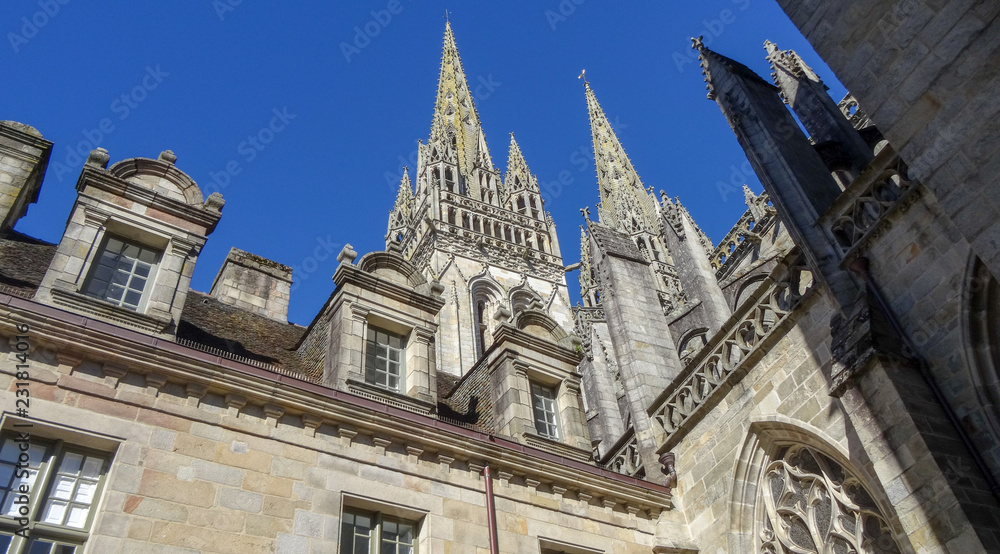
[209,248,292,323]
[0,121,53,234]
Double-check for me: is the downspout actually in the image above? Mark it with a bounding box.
[483,465,499,554]
[849,257,1000,502]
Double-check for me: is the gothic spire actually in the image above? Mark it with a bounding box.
[428,22,494,181]
[584,81,657,235]
[386,168,414,243]
[505,134,537,193]
[764,40,824,97]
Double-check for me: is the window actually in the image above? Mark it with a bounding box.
[82,236,159,311]
[530,382,560,440]
[0,434,109,554]
[365,328,406,392]
[340,509,417,554]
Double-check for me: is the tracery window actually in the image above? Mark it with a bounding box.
[757,444,901,554]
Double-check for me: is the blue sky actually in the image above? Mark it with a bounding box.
[2,1,845,325]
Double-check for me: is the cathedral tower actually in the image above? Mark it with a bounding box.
[386,23,573,377]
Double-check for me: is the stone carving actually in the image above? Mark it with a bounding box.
[829,159,918,256]
[607,433,645,479]
[759,444,901,554]
[651,252,814,440]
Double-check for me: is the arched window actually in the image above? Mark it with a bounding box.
[445,167,455,192]
[475,300,487,359]
[758,444,902,553]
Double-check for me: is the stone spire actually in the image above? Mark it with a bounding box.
[764,39,873,172]
[427,22,495,183]
[386,168,414,243]
[578,225,598,307]
[584,81,658,235]
[763,40,822,98]
[504,134,537,194]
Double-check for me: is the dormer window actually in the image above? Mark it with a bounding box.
[365,327,406,392]
[82,236,160,312]
[530,382,560,441]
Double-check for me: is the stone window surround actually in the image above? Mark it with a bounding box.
[511,359,584,447]
[340,492,428,553]
[0,415,120,554]
[348,303,435,404]
[49,204,201,327]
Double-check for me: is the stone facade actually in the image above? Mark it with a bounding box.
[0,6,998,554]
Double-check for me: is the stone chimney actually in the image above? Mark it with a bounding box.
[0,121,53,233]
[209,248,292,323]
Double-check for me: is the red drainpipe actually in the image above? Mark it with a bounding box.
[483,465,499,554]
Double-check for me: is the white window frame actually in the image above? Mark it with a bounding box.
[340,507,419,554]
[530,382,560,441]
[0,433,110,554]
[82,235,160,312]
[364,327,406,393]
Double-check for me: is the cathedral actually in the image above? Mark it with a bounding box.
[0,2,998,552]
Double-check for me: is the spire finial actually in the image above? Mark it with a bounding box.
[578,69,587,85]
[580,207,591,221]
[445,10,450,24]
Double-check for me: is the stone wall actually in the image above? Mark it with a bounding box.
[0,301,668,553]
[775,1,1000,281]
[209,248,292,323]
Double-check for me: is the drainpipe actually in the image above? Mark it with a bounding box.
[483,465,499,554]
[850,257,1000,502]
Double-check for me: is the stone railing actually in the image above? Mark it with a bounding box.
[709,194,775,278]
[821,150,920,262]
[649,251,815,448]
[603,430,645,479]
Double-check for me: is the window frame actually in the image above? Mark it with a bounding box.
[530,381,561,441]
[340,507,419,554]
[0,433,111,554]
[81,234,161,313]
[364,327,407,393]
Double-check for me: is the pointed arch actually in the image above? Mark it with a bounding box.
[729,418,911,554]
[962,255,1000,474]
[467,271,506,359]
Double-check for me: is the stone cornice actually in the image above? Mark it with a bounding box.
[75,166,222,233]
[333,264,445,315]
[0,293,672,511]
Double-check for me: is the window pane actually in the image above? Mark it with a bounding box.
[28,539,55,554]
[74,481,97,504]
[81,456,103,479]
[51,475,75,500]
[42,500,68,525]
[0,533,12,552]
[66,505,89,528]
[54,546,77,554]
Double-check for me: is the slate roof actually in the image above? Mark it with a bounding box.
[0,231,56,297]
[176,291,311,379]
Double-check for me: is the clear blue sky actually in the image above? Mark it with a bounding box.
[3,1,845,325]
